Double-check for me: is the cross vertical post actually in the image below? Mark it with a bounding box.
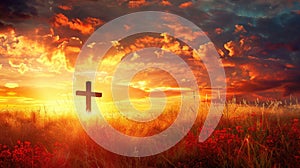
[85,81,92,112]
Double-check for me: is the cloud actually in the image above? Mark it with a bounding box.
[160,0,172,6]
[0,0,38,21]
[128,0,148,8]
[284,81,300,96]
[194,0,297,19]
[234,24,247,33]
[52,13,104,35]
[0,21,14,32]
[225,57,300,98]
[9,61,29,74]
[0,28,79,74]
[223,35,257,57]
[215,28,224,35]
[230,73,300,97]
[193,42,216,60]
[179,1,193,9]
[130,52,140,61]
[164,23,206,42]
[4,82,19,89]
[58,5,72,11]
[224,41,237,57]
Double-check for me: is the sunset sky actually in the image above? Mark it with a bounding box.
[0,0,299,110]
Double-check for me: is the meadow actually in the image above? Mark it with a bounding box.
[0,99,299,168]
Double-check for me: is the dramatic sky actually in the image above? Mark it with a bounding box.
[0,0,299,109]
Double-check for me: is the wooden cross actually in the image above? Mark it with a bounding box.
[76,81,102,112]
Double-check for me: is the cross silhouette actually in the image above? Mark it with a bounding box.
[76,81,102,112]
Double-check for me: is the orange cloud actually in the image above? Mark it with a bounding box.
[224,41,236,57]
[95,32,214,103]
[239,64,258,80]
[52,13,103,35]
[160,0,172,6]
[99,33,213,84]
[215,28,223,35]
[108,33,194,59]
[128,0,147,8]
[58,5,72,11]
[164,23,206,42]
[224,36,253,57]
[179,1,193,8]
[222,59,236,68]
[285,63,295,69]
[234,24,247,33]
[0,28,78,74]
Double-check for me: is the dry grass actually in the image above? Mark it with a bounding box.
[0,99,299,167]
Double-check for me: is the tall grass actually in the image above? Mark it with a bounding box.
[0,99,299,167]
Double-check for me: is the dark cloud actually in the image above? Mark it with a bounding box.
[229,68,300,96]
[284,82,300,96]
[0,0,38,21]
[0,21,14,32]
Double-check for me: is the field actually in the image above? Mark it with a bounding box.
[0,100,299,168]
